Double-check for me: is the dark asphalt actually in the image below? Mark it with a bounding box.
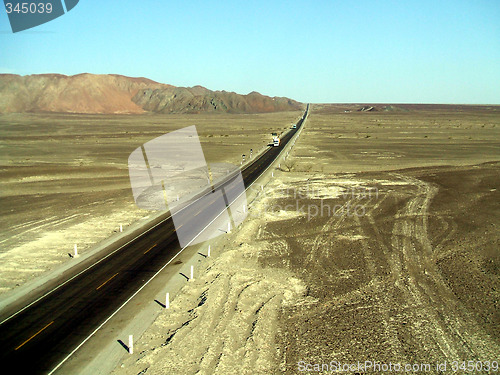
[0,105,308,374]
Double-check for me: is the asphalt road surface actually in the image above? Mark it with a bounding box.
[0,105,308,374]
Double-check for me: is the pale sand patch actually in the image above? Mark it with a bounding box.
[0,204,146,292]
[336,234,367,241]
[373,179,411,185]
[260,209,306,221]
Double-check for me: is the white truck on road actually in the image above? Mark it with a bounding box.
[271,132,280,147]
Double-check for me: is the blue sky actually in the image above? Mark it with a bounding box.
[1,0,499,103]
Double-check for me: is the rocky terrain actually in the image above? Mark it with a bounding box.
[0,73,302,114]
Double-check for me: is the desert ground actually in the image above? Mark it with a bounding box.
[0,111,301,294]
[110,105,499,374]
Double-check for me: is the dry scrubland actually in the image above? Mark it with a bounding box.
[0,111,302,294]
[113,105,500,374]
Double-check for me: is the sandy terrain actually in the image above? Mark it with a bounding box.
[0,111,301,295]
[111,105,499,374]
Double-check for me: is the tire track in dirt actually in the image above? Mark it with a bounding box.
[350,173,499,367]
[305,198,354,266]
[390,174,499,362]
[391,175,461,360]
[354,180,425,364]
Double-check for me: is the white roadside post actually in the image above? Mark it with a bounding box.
[190,265,194,282]
[227,221,231,233]
[272,171,274,177]
[128,335,133,354]
[166,292,170,309]
[74,244,78,257]
[207,245,211,257]
[119,224,123,232]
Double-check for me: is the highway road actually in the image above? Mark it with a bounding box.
[0,105,309,374]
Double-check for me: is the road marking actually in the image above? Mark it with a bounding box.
[194,210,202,216]
[143,244,157,254]
[15,321,54,351]
[96,273,119,291]
[48,108,308,375]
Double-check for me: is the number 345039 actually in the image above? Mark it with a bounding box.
[5,2,53,14]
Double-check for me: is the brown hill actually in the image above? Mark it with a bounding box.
[0,73,168,114]
[133,87,302,114]
[0,73,302,114]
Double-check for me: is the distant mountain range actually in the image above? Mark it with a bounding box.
[0,73,303,114]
